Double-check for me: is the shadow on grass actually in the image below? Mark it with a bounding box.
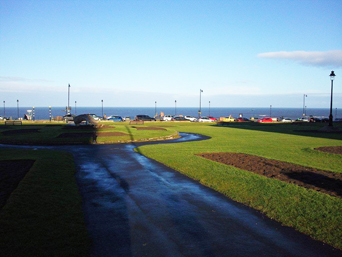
[215,122,342,140]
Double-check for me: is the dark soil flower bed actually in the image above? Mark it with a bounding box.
[197,152,342,198]
[0,160,35,209]
[315,146,342,155]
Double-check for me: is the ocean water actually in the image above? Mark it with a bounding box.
[1,107,339,120]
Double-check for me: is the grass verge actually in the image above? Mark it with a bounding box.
[0,149,90,256]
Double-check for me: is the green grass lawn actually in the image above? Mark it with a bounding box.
[137,122,342,250]
[0,149,90,256]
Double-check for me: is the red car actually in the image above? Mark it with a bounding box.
[208,116,217,121]
[236,117,250,122]
[258,117,273,123]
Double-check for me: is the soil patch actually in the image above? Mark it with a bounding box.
[0,160,35,209]
[315,146,342,155]
[97,132,128,137]
[197,152,342,198]
[2,129,40,136]
[135,127,167,131]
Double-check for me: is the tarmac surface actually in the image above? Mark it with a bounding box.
[67,133,340,257]
[1,133,341,256]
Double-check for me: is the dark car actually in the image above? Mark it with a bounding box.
[63,114,76,122]
[236,117,250,122]
[135,115,156,121]
[172,116,189,121]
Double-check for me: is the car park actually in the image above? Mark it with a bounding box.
[107,115,123,121]
[135,115,156,121]
[89,114,102,121]
[258,117,273,123]
[184,116,197,122]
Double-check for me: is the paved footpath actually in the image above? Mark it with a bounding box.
[66,134,341,257]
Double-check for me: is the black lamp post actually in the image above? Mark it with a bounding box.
[17,100,19,119]
[199,89,203,118]
[329,71,336,127]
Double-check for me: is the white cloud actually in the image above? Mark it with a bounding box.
[257,50,342,67]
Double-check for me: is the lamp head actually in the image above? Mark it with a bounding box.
[330,71,336,81]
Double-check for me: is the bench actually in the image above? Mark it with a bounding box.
[5,120,22,126]
[129,120,144,125]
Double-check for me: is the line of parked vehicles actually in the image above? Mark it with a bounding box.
[59,113,340,123]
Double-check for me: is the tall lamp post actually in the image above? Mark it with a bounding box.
[3,101,5,117]
[101,100,103,118]
[17,100,19,119]
[209,101,211,117]
[303,94,307,117]
[175,100,177,116]
[32,106,35,121]
[199,89,203,118]
[49,106,52,121]
[329,71,336,127]
[75,101,77,115]
[67,84,70,115]
[155,101,157,116]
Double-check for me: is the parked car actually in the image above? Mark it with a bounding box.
[220,116,235,122]
[107,115,123,121]
[172,116,189,121]
[208,116,217,121]
[258,117,273,123]
[135,115,156,121]
[236,117,250,122]
[63,114,76,122]
[281,118,293,123]
[163,115,173,121]
[89,114,102,121]
[199,117,214,122]
[184,116,197,122]
[295,117,310,122]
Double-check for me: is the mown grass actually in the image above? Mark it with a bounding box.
[137,122,342,249]
[0,121,178,145]
[0,149,90,256]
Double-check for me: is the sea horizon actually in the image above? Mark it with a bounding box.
[1,107,340,121]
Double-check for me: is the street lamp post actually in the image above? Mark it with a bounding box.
[32,106,35,121]
[329,71,336,127]
[175,100,177,116]
[209,101,211,117]
[303,94,307,117]
[199,89,203,118]
[155,101,157,116]
[3,101,5,117]
[67,84,70,115]
[49,106,52,121]
[101,100,103,118]
[17,100,19,119]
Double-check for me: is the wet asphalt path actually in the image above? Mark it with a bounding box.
[1,134,341,256]
[66,133,340,257]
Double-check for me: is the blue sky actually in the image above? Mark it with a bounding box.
[1,0,341,108]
